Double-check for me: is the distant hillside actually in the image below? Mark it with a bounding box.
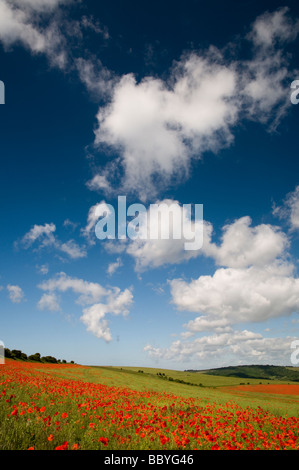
[185,365,299,382]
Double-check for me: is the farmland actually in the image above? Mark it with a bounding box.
[0,359,298,450]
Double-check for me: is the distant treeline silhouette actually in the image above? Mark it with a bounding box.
[4,348,74,364]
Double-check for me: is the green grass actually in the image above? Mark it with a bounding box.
[46,364,299,418]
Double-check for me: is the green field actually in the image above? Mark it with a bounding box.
[46,363,299,418]
[1,359,298,450]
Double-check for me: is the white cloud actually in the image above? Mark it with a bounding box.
[140,189,299,365]
[273,185,299,231]
[88,8,299,200]
[237,8,299,129]
[59,239,87,259]
[183,316,232,334]
[0,0,70,67]
[113,199,288,272]
[75,57,115,99]
[38,272,107,305]
[37,292,60,311]
[0,4,296,201]
[124,199,205,271]
[20,223,56,248]
[19,222,87,260]
[94,54,237,200]
[144,330,297,366]
[107,257,122,276]
[37,264,49,275]
[202,216,289,268]
[63,219,79,231]
[0,0,111,77]
[81,288,133,341]
[86,174,113,193]
[38,272,133,341]
[80,309,112,342]
[247,6,299,48]
[169,261,299,327]
[10,0,71,12]
[7,284,24,303]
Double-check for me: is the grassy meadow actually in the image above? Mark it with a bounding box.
[52,364,299,417]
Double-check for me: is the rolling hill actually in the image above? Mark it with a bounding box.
[186,365,299,382]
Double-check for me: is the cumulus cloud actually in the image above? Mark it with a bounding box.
[0,0,71,67]
[202,216,289,268]
[0,0,111,83]
[144,330,297,366]
[18,223,87,260]
[38,272,133,341]
[7,284,24,303]
[88,8,299,200]
[20,223,56,249]
[169,262,299,326]
[273,185,299,231]
[140,189,299,365]
[37,292,60,312]
[169,261,299,344]
[81,288,133,342]
[183,316,232,334]
[1,3,296,200]
[239,7,299,127]
[124,199,204,271]
[38,272,107,305]
[93,53,238,200]
[109,198,288,272]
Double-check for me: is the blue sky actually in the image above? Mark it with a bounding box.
[0,0,299,369]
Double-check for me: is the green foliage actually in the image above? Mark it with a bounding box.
[4,348,12,359]
[195,365,299,382]
[156,371,203,387]
[41,356,58,364]
[28,353,41,362]
[10,350,27,361]
[4,347,74,365]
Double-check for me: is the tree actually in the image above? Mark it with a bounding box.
[11,349,27,360]
[4,348,12,358]
[28,353,41,362]
[41,356,58,364]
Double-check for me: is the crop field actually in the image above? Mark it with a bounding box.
[0,359,298,451]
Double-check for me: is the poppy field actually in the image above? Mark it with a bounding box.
[0,359,298,451]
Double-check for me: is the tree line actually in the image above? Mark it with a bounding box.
[4,348,74,364]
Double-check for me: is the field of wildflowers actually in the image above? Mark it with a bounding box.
[0,359,298,450]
